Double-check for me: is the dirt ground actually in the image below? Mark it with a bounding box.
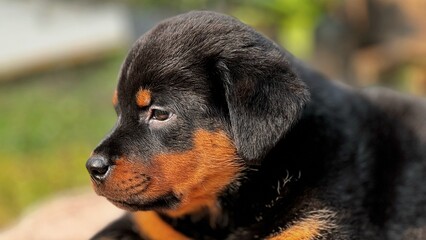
[0,188,124,240]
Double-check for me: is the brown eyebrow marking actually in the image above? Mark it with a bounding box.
[112,90,118,106]
[136,89,151,107]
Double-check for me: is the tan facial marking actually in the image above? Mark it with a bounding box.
[133,211,190,240]
[112,89,118,106]
[136,89,151,107]
[91,157,149,200]
[155,130,242,219]
[93,130,243,224]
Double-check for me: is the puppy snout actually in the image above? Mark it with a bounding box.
[86,156,111,182]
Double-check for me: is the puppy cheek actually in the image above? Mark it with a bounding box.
[153,129,243,215]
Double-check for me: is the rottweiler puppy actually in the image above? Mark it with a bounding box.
[86,11,426,240]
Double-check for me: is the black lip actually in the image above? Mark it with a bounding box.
[108,192,180,211]
[109,199,144,211]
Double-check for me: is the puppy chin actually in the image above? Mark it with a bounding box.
[107,192,181,212]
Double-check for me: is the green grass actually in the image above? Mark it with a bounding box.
[0,51,126,227]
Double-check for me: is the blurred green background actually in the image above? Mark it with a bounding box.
[1,0,425,228]
[0,53,121,225]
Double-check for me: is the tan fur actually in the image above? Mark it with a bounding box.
[267,209,337,240]
[92,130,243,223]
[153,130,243,219]
[136,89,151,107]
[133,211,190,240]
[112,90,118,106]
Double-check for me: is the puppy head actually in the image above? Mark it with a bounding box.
[86,11,309,215]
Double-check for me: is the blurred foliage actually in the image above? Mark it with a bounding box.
[127,0,336,58]
[0,52,124,226]
[229,0,335,58]
[125,0,223,10]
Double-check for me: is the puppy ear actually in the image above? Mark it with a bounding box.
[216,49,309,164]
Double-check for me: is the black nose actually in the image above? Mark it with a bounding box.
[86,156,110,181]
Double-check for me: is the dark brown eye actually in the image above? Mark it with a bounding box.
[151,109,170,121]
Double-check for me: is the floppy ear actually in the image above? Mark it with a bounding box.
[216,48,310,164]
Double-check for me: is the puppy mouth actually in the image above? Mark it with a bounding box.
[107,192,181,212]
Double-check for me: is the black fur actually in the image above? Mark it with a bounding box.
[89,11,426,239]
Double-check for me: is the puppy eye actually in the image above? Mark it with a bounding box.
[141,107,175,126]
[151,109,171,121]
